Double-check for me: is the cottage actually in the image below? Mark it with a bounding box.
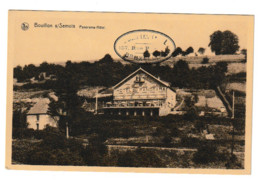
[102,68,177,116]
[26,98,58,130]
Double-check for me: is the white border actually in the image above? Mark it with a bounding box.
[0,0,259,179]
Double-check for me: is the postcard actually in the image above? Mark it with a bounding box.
[6,10,254,174]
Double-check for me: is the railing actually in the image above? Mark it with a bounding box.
[103,104,161,108]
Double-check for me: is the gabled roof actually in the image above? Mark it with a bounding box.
[27,98,50,115]
[113,67,171,89]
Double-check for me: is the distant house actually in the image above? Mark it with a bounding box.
[170,89,227,116]
[26,98,58,130]
[102,68,177,116]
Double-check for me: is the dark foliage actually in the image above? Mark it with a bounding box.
[240,49,247,63]
[152,50,161,58]
[13,127,86,165]
[12,109,29,139]
[201,57,209,64]
[172,47,183,57]
[12,128,34,139]
[198,47,205,55]
[225,154,243,169]
[192,142,229,164]
[116,148,166,167]
[12,110,27,129]
[14,62,64,82]
[209,30,240,55]
[182,46,194,56]
[14,53,229,93]
[143,50,150,59]
[82,134,108,166]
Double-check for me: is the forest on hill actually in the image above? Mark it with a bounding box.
[14,54,241,91]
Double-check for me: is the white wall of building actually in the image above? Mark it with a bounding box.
[27,114,58,130]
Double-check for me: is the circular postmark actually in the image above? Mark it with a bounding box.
[21,22,29,31]
[114,29,176,64]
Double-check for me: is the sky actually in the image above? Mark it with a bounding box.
[8,11,253,67]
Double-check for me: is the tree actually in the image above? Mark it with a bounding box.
[39,62,49,73]
[241,49,247,55]
[208,30,240,55]
[143,50,150,59]
[22,64,38,81]
[181,46,194,56]
[172,47,183,57]
[198,47,205,55]
[186,46,194,54]
[48,69,82,138]
[152,50,160,58]
[99,54,113,64]
[171,60,191,88]
[13,66,24,82]
[210,62,228,87]
[183,95,198,121]
[160,46,170,57]
[241,49,247,62]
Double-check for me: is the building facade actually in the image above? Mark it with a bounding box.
[27,98,58,130]
[102,68,176,116]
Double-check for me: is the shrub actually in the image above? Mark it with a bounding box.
[193,143,218,164]
[83,135,108,166]
[153,126,165,136]
[184,107,198,121]
[116,148,166,167]
[162,135,172,145]
[194,120,205,133]
[13,126,86,165]
[181,137,201,148]
[192,142,229,164]
[26,147,85,165]
[170,126,181,137]
[12,128,34,139]
[120,127,137,138]
[202,57,209,64]
[225,154,243,169]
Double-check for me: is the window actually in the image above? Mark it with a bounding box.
[135,76,144,83]
[36,114,40,121]
[36,123,39,130]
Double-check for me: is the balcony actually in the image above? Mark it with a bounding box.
[103,101,162,109]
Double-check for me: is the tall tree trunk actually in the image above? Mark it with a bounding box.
[214,86,232,117]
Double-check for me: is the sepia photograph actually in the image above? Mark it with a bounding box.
[5,10,254,174]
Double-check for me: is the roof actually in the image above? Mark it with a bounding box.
[27,98,50,115]
[113,67,171,90]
